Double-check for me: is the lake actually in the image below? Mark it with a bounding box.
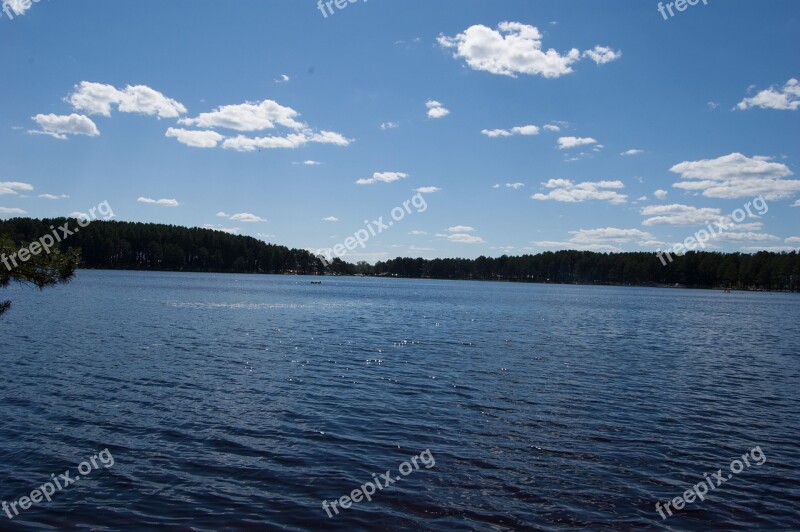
[1,270,798,530]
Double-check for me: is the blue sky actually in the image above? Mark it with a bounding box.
[1,0,799,262]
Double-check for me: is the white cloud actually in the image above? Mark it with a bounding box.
[448,225,475,232]
[532,227,652,252]
[229,212,267,223]
[741,246,799,252]
[356,172,408,185]
[68,82,187,118]
[438,21,619,78]
[216,212,229,217]
[653,189,668,199]
[447,233,485,244]
[505,182,525,189]
[532,179,627,204]
[713,232,780,242]
[220,130,350,152]
[670,152,800,200]
[785,237,800,245]
[409,230,428,235]
[793,200,800,207]
[543,124,561,132]
[481,125,540,137]
[0,207,27,215]
[137,197,180,207]
[640,204,721,226]
[202,224,241,235]
[3,0,35,15]
[583,45,622,64]
[736,78,800,111]
[0,182,33,195]
[302,160,321,165]
[558,136,597,150]
[179,99,303,131]
[570,227,654,244]
[275,74,290,83]
[39,194,69,200]
[415,186,441,193]
[322,216,339,222]
[165,128,224,148]
[380,122,399,130]
[621,149,643,156]
[637,195,648,201]
[708,101,720,109]
[31,113,100,139]
[426,100,450,119]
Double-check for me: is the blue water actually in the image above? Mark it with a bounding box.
[1,270,798,530]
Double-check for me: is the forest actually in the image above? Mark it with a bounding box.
[1,218,798,291]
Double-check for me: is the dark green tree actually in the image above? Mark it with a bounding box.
[0,235,80,316]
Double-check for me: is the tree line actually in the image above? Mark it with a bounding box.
[1,218,798,291]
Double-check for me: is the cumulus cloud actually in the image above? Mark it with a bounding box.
[275,74,290,83]
[229,212,267,223]
[68,82,187,118]
[741,246,799,252]
[532,227,652,252]
[3,0,35,16]
[481,125,540,137]
[448,225,475,232]
[165,128,224,148]
[380,122,399,130]
[39,193,69,200]
[220,130,350,152]
[426,100,450,119]
[438,21,619,78]
[302,160,322,165]
[137,197,180,207]
[653,189,668,199]
[785,237,800,245]
[670,152,799,199]
[179,99,303,131]
[356,172,408,185]
[0,207,27,215]
[202,224,240,235]
[543,124,561,132]
[409,230,428,235]
[736,78,800,111]
[640,204,721,226]
[0,182,33,195]
[505,182,524,189]
[621,149,643,156]
[793,200,800,207]
[167,98,350,152]
[415,186,441,193]
[446,233,485,244]
[558,136,597,150]
[583,45,622,64]
[532,179,627,204]
[322,216,339,222]
[30,113,100,139]
[713,232,780,242]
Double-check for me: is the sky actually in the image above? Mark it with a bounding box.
[1,0,799,263]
